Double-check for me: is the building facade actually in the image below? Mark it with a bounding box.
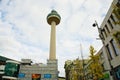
[84,0,120,80]
[18,59,58,80]
[99,0,120,79]
[98,48,113,80]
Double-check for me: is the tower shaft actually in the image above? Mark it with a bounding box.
[50,21,56,59]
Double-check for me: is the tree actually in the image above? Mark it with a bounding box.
[64,60,73,80]
[73,58,83,80]
[69,67,78,80]
[64,58,83,80]
[89,45,103,80]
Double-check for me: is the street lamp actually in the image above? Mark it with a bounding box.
[92,20,105,41]
[92,21,99,30]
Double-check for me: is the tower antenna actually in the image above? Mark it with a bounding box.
[80,44,84,62]
[80,43,85,80]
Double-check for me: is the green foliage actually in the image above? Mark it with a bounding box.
[64,58,84,80]
[89,46,96,59]
[89,45,103,79]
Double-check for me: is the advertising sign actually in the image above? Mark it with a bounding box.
[18,73,25,78]
[44,74,51,78]
[32,74,41,80]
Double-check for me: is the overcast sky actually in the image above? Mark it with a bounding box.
[0,0,113,77]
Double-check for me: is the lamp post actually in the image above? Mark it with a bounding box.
[93,20,105,41]
[93,20,100,33]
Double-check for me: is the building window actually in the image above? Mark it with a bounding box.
[106,44,113,60]
[117,1,120,7]
[99,32,105,40]
[108,20,113,29]
[110,39,119,56]
[101,63,105,71]
[102,31,105,40]
[110,14,116,23]
[113,3,120,22]
[113,32,120,45]
[116,68,120,79]
[103,29,107,37]
[100,52,104,60]
[105,25,110,33]
[119,0,120,4]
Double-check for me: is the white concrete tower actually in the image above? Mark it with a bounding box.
[47,10,61,60]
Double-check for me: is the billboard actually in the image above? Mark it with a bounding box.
[44,74,51,78]
[32,74,41,80]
